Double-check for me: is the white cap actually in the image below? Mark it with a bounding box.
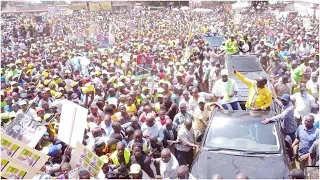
[221,69,228,76]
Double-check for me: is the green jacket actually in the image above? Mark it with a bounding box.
[225,39,239,55]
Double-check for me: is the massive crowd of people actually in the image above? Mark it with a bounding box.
[1,2,319,179]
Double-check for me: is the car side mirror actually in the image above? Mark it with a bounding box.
[196,133,204,143]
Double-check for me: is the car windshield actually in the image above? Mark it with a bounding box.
[205,37,225,47]
[227,58,262,72]
[204,118,280,153]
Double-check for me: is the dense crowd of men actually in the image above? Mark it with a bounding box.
[1,2,319,179]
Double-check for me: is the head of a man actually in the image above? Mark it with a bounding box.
[182,90,189,101]
[60,162,71,178]
[145,113,155,127]
[289,169,304,179]
[180,103,187,114]
[184,118,193,130]
[304,115,315,130]
[256,76,267,88]
[161,148,171,163]
[116,141,125,157]
[176,165,190,179]
[132,143,143,158]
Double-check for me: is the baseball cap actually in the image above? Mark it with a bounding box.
[280,94,290,102]
[19,100,28,106]
[198,97,206,104]
[129,164,141,174]
[71,81,79,87]
[221,69,228,76]
[41,144,62,157]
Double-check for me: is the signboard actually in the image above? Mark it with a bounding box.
[90,2,101,12]
[70,142,104,177]
[1,155,38,179]
[35,16,43,23]
[58,100,88,148]
[136,54,152,80]
[100,1,112,11]
[303,18,311,30]
[123,53,131,62]
[1,133,49,171]
[76,32,85,47]
[97,34,109,48]
[4,113,47,148]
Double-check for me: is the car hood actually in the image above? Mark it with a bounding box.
[191,150,290,179]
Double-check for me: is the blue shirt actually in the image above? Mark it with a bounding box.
[103,124,113,138]
[314,120,319,129]
[4,105,13,112]
[295,125,319,157]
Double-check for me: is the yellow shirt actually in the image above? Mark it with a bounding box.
[235,72,272,110]
[125,104,137,116]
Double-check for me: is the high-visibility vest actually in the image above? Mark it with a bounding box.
[110,148,130,165]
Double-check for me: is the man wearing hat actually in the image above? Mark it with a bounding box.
[261,94,297,141]
[129,164,150,179]
[212,69,240,110]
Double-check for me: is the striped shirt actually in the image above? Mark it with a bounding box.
[270,99,297,134]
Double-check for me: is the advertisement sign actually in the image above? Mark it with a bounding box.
[100,1,112,11]
[1,155,38,179]
[136,54,153,80]
[76,32,85,47]
[1,133,49,171]
[4,113,47,148]
[69,142,104,177]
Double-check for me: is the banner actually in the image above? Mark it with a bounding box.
[58,100,88,148]
[70,142,104,177]
[90,2,101,12]
[97,34,109,48]
[1,155,38,179]
[69,3,87,10]
[4,113,47,148]
[76,32,85,47]
[1,133,49,171]
[303,18,311,30]
[136,54,153,80]
[100,1,112,11]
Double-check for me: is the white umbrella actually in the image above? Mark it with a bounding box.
[172,8,179,11]
[180,6,190,11]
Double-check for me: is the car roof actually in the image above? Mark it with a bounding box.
[212,110,275,121]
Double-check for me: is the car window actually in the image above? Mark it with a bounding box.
[227,58,262,72]
[205,37,225,47]
[204,118,280,153]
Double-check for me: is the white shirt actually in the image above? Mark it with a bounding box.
[306,79,320,99]
[158,153,179,179]
[298,44,310,56]
[212,78,239,104]
[291,92,315,119]
[141,122,164,142]
[17,109,37,119]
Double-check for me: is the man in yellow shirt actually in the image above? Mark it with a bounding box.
[233,66,272,111]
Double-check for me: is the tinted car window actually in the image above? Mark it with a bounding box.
[227,57,262,72]
[205,118,280,153]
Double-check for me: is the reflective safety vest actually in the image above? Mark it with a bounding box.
[110,148,130,165]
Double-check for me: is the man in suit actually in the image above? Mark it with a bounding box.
[162,119,177,155]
